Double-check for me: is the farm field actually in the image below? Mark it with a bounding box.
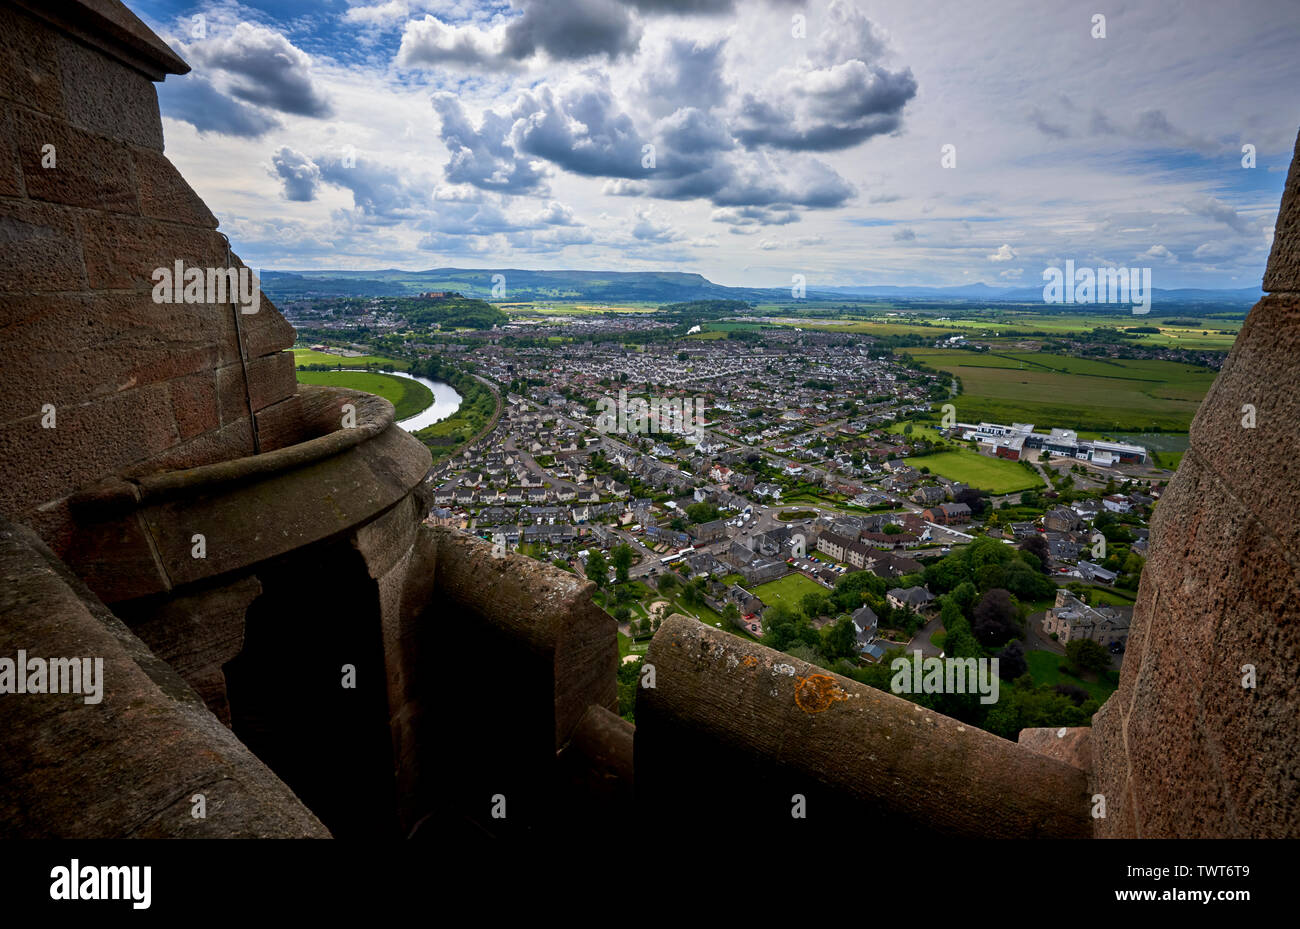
[295,370,433,421]
[291,347,409,370]
[751,572,828,611]
[897,349,1218,431]
[753,310,1242,349]
[904,450,1041,494]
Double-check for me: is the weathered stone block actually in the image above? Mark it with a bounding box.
[0,292,228,415]
[15,107,138,212]
[168,369,220,440]
[56,31,163,150]
[0,5,64,118]
[0,382,178,524]
[79,211,224,290]
[0,198,86,293]
[0,106,20,197]
[134,145,216,227]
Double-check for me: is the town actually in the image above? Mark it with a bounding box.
[283,297,1174,738]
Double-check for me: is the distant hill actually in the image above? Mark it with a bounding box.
[259,267,1263,308]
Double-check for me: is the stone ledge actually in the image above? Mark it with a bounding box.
[0,517,328,838]
[636,614,1094,837]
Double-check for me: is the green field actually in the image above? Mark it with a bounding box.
[751,572,827,611]
[292,347,410,370]
[295,370,433,420]
[898,349,1218,432]
[905,450,1041,494]
[758,309,1241,349]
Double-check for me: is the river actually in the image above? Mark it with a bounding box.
[337,368,462,432]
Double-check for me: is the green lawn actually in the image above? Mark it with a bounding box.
[752,572,827,611]
[1025,649,1119,703]
[292,347,410,370]
[296,370,433,421]
[906,450,1041,494]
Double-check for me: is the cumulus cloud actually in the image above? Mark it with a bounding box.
[158,75,281,138]
[396,15,512,68]
[187,23,333,118]
[314,154,435,222]
[1141,244,1178,262]
[1187,197,1260,236]
[636,38,731,119]
[398,0,640,68]
[503,0,642,61]
[432,93,549,194]
[892,227,916,241]
[988,244,1017,262]
[712,206,799,226]
[631,207,681,242]
[731,1,916,152]
[272,147,322,201]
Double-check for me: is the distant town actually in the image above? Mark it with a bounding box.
[278,292,1203,738]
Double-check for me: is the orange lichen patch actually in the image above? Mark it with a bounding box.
[793,674,851,714]
[741,655,759,668]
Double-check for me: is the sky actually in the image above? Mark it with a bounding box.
[130,0,1300,289]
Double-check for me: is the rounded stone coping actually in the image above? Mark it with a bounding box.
[638,613,1093,837]
[70,385,395,516]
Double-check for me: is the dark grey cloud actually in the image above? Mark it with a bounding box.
[188,23,333,118]
[272,147,322,200]
[504,0,642,61]
[501,74,854,216]
[732,61,916,152]
[510,78,647,178]
[637,37,731,119]
[713,206,799,226]
[432,93,548,193]
[157,75,281,138]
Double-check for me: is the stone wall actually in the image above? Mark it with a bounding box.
[0,0,298,556]
[1088,130,1300,838]
[0,518,329,837]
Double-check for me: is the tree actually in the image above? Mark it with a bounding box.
[1019,534,1051,572]
[611,543,633,584]
[721,602,741,630]
[823,617,859,661]
[972,588,1020,647]
[656,571,678,592]
[585,551,608,589]
[800,591,829,619]
[685,502,719,524]
[1065,638,1111,675]
[998,639,1028,680]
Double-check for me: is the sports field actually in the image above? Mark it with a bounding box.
[292,347,409,370]
[904,450,1041,494]
[295,370,433,420]
[898,349,1217,432]
[751,572,827,611]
